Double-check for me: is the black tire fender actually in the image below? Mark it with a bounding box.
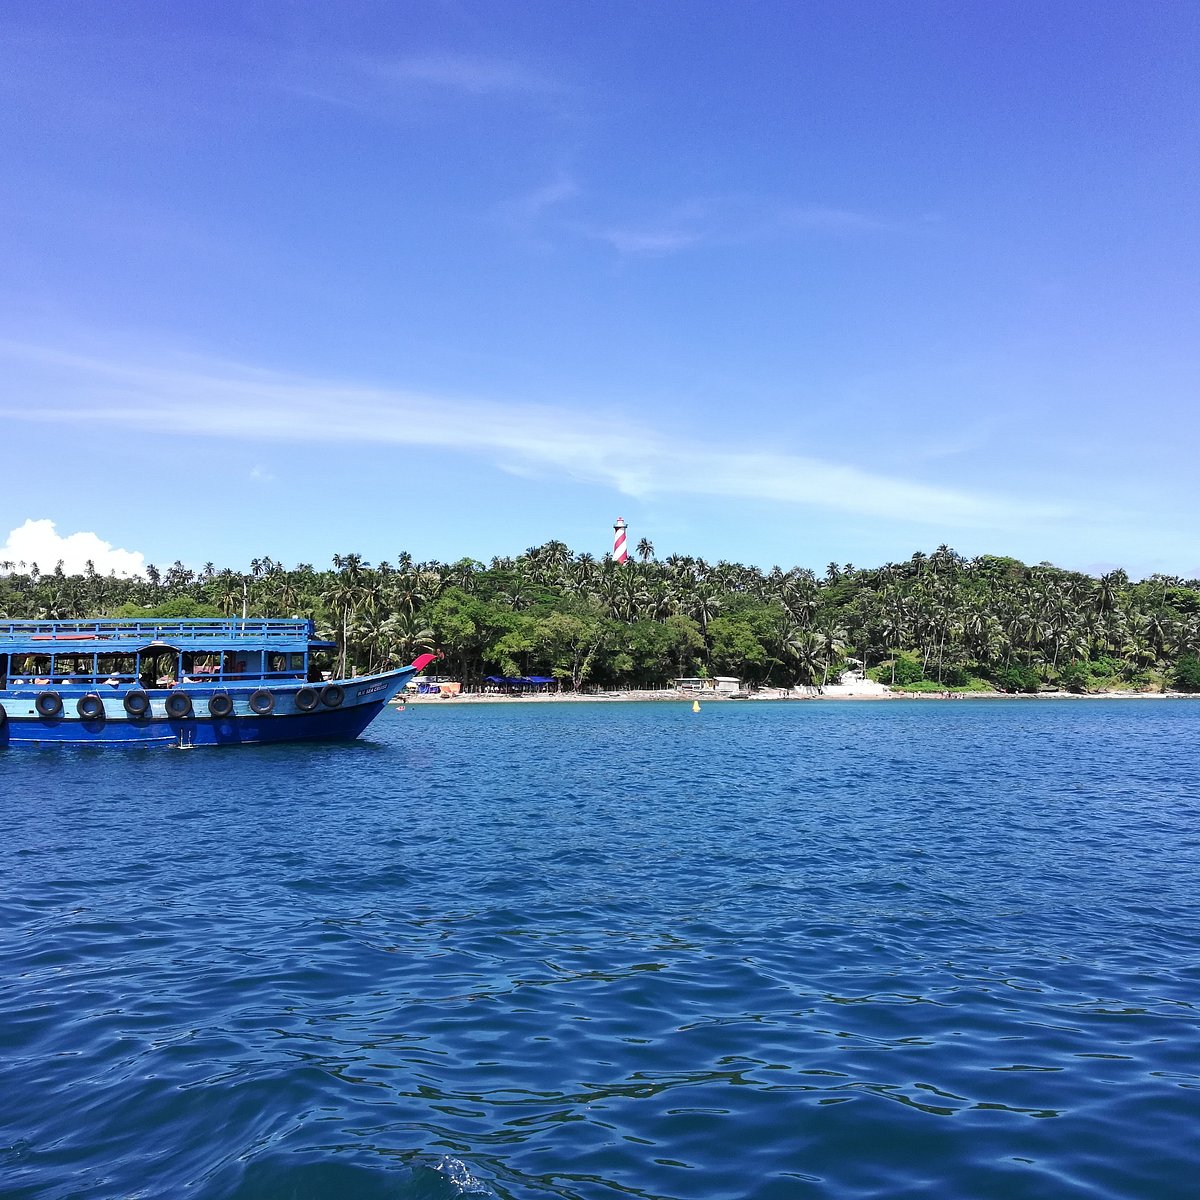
[124,689,150,717]
[294,686,320,712]
[208,693,234,718]
[77,693,105,720]
[166,691,193,719]
[249,689,275,716]
[320,683,345,708]
[36,691,63,718]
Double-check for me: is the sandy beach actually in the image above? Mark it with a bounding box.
[397,684,1193,705]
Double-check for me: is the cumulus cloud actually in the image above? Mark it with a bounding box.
[0,518,145,577]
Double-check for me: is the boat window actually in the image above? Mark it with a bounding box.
[139,648,181,688]
[97,654,136,682]
[181,653,220,681]
[53,655,93,684]
[11,654,53,684]
[223,651,251,678]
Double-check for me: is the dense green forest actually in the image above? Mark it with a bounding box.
[3,543,1200,693]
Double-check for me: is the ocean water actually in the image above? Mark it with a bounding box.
[2,699,1199,1200]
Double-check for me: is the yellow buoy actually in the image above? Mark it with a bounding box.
[692,700,701,712]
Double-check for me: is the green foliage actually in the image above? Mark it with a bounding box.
[1121,667,1156,690]
[887,650,926,685]
[1172,655,1200,692]
[707,614,768,676]
[110,597,221,618]
[486,614,538,678]
[992,664,1041,693]
[971,556,1027,585]
[1058,661,1092,693]
[892,676,997,693]
[938,664,974,687]
[954,676,997,693]
[4,542,1200,692]
[625,616,704,684]
[535,608,609,690]
[1058,656,1129,693]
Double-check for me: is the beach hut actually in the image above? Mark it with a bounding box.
[674,676,742,694]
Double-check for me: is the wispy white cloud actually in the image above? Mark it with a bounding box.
[516,173,580,216]
[780,205,892,233]
[589,226,705,255]
[0,340,1065,530]
[576,194,892,257]
[497,172,582,244]
[363,54,556,95]
[276,51,563,112]
[0,518,145,577]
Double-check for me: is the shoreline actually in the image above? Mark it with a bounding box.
[396,688,1197,705]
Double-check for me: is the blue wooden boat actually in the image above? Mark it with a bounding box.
[0,618,434,748]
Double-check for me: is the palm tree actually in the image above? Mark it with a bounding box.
[688,584,722,639]
[789,629,825,688]
[877,593,911,683]
[817,623,847,688]
[5,529,1197,695]
[210,571,242,616]
[1095,570,1126,617]
[322,573,362,675]
[388,611,436,659]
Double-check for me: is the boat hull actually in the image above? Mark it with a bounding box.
[0,667,413,749]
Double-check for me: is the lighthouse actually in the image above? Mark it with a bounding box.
[612,517,629,563]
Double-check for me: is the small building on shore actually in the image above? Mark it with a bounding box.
[674,676,742,695]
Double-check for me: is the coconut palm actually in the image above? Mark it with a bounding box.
[817,623,848,688]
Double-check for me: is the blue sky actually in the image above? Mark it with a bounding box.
[1,2,1197,578]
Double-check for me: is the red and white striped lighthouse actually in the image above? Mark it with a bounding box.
[612,517,629,563]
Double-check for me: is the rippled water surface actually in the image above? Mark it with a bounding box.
[3,700,1200,1200]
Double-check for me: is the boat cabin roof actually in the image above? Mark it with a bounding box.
[0,618,337,655]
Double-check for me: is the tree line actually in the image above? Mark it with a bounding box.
[2,542,1200,692]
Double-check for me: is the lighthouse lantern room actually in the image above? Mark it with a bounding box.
[612,517,629,563]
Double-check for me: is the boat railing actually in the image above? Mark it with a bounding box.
[0,618,315,645]
[3,669,310,689]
